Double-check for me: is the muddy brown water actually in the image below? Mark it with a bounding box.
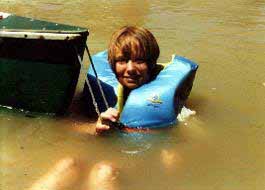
[0,0,264,190]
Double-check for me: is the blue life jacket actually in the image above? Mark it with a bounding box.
[83,50,198,128]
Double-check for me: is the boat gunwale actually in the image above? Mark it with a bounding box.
[0,30,89,40]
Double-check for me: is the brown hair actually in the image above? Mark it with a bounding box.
[108,26,160,72]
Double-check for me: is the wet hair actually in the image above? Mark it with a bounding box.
[108,26,160,72]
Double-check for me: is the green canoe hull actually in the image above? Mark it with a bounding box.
[0,13,88,114]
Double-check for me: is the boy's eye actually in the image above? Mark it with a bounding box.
[116,60,127,65]
[134,59,146,64]
[115,58,146,64]
[115,57,127,62]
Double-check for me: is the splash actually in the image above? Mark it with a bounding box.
[177,106,196,122]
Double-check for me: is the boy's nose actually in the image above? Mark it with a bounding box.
[126,60,136,72]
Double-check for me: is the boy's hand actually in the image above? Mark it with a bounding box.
[96,108,120,134]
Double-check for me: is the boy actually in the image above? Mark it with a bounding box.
[96,26,160,133]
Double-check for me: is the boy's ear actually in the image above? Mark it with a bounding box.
[149,62,156,71]
[110,62,116,72]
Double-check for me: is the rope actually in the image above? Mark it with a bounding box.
[75,45,125,130]
[85,45,109,110]
[74,46,101,117]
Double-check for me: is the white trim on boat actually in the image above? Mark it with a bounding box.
[0,31,82,40]
[0,12,11,19]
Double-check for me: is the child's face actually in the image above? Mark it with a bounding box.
[115,58,150,89]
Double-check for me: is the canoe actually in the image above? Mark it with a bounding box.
[0,12,88,114]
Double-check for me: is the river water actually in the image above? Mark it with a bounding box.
[0,0,264,190]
